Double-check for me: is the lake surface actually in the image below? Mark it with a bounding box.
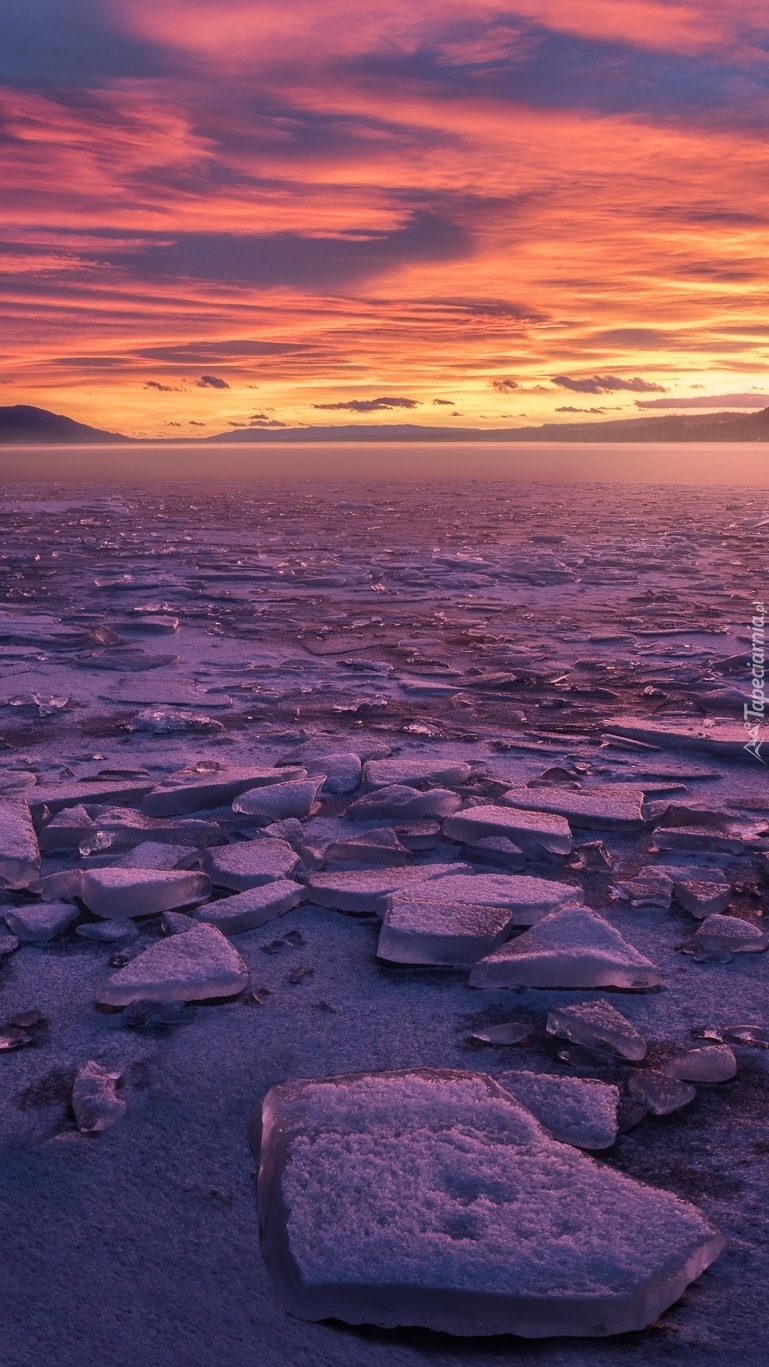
[0,440,768,485]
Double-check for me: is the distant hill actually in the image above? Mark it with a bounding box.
[2,403,769,444]
[0,405,132,444]
[207,410,769,442]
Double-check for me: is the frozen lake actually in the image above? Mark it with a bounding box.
[0,478,766,1366]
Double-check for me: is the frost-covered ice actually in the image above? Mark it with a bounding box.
[141,764,306,815]
[81,867,211,919]
[413,871,582,923]
[306,751,362,793]
[97,922,249,1004]
[323,828,411,866]
[501,785,648,830]
[204,837,298,890]
[611,872,674,908]
[0,795,40,888]
[363,758,472,788]
[470,907,660,990]
[232,777,323,822]
[496,1070,620,1149]
[377,896,514,966]
[691,914,769,953]
[674,878,732,917]
[546,999,648,1061]
[194,879,304,933]
[627,1070,697,1116]
[444,804,572,854]
[3,899,79,943]
[39,804,95,851]
[75,918,139,942]
[114,840,198,870]
[253,1068,722,1336]
[346,784,461,820]
[305,865,460,913]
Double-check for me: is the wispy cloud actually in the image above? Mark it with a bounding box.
[312,396,419,412]
[553,374,667,394]
[636,392,769,408]
[196,374,230,389]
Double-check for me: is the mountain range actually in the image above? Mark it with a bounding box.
[2,403,769,444]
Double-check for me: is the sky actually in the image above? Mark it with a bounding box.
[2,0,769,439]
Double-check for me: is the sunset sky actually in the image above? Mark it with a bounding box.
[3,0,769,438]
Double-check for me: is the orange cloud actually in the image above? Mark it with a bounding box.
[1,0,769,435]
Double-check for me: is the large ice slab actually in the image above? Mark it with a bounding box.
[305,865,467,914]
[444,804,572,854]
[97,923,248,1004]
[194,880,304,933]
[496,1071,620,1150]
[253,1068,722,1336]
[674,879,731,918]
[28,779,154,815]
[501,786,647,831]
[421,872,582,925]
[233,777,323,823]
[81,867,211,919]
[603,716,750,759]
[363,758,472,789]
[0,796,40,889]
[141,765,306,816]
[204,838,298,890]
[347,784,461,821]
[470,907,660,990]
[98,681,233,707]
[87,808,221,850]
[302,752,362,794]
[377,896,514,966]
[323,828,411,866]
[4,899,78,943]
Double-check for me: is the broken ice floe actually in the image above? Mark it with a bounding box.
[0,796,40,889]
[470,907,660,990]
[501,785,648,831]
[546,999,647,1061]
[496,1070,620,1150]
[232,778,323,823]
[346,784,461,821]
[141,765,306,816]
[663,1045,737,1083]
[362,758,472,788]
[444,804,572,855]
[627,1071,696,1116]
[253,1067,722,1336]
[80,868,210,919]
[688,914,768,954]
[97,923,249,1004]
[194,880,304,934]
[378,897,515,966]
[3,900,79,943]
[204,838,298,890]
[126,707,224,734]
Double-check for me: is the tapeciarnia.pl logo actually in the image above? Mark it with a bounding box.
[744,600,765,763]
